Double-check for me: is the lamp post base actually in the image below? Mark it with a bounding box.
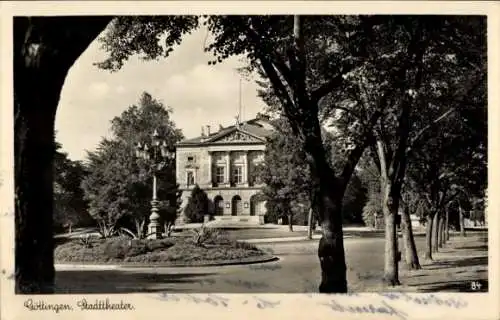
[148,199,163,240]
[147,222,163,240]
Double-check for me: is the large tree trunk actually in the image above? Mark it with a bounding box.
[299,110,350,293]
[257,15,380,294]
[382,187,400,285]
[317,192,347,293]
[307,208,313,240]
[401,202,421,269]
[445,206,450,241]
[291,15,351,293]
[442,216,447,245]
[440,213,447,246]
[288,213,293,232]
[375,136,403,286]
[423,214,434,260]
[15,92,58,294]
[459,205,466,237]
[14,17,110,293]
[303,133,349,293]
[300,120,349,294]
[431,211,439,253]
[437,214,444,248]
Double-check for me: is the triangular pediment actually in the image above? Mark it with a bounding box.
[209,129,264,144]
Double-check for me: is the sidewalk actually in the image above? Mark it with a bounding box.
[238,228,429,244]
[240,234,323,243]
[355,234,488,292]
[175,222,373,231]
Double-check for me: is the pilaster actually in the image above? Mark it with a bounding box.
[243,150,249,187]
[224,151,231,187]
[207,151,212,188]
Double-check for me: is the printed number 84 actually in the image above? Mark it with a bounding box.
[470,281,483,291]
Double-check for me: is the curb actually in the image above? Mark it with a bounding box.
[239,235,354,244]
[54,255,279,270]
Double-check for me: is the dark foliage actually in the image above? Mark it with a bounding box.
[183,185,211,223]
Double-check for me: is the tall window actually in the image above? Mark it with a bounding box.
[232,166,243,184]
[186,171,195,186]
[215,166,225,184]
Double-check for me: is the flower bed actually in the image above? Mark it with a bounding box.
[54,236,267,265]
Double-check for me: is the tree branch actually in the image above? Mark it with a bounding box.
[409,68,485,153]
[327,104,364,120]
[368,144,381,175]
[389,20,427,187]
[310,63,354,104]
[243,17,296,89]
[340,106,383,187]
[258,57,297,118]
[291,15,307,103]
[375,137,389,182]
[407,107,455,153]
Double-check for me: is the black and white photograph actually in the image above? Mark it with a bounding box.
[1,1,498,319]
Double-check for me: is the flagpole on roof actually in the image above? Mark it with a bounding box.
[239,77,242,122]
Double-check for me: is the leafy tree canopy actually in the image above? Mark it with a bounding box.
[53,140,93,231]
[81,92,184,231]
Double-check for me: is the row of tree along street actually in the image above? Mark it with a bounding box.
[15,15,486,293]
[55,90,484,235]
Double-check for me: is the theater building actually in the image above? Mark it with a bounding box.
[175,114,274,224]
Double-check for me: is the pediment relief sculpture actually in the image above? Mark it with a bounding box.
[216,131,261,143]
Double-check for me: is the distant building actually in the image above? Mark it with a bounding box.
[175,114,274,224]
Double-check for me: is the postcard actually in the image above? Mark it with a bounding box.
[0,1,498,320]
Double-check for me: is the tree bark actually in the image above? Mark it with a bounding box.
[401,202,421,269]
[437,214,444,248]
[445,206,450,241]
[382,187,400,285]
[288,213,293,232]
[307,208,313,239]
[14,17,110,293]
[375,135,402,286]
[424,214,434,260]
[291,15,351,293]
[441,215,447,245]
[15,94,58,294]
[317,193,347,293]
[431,211,439,253]
[438,216,443,246]
[459,205,466,237]
[305,134,349,293]
[296,101,350,293]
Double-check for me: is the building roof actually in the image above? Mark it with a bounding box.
[177,115,275,147]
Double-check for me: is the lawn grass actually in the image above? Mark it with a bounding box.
[54,235,266,265]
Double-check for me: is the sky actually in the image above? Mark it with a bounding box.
[55,25,267,161]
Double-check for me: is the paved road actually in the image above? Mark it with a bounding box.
[55,235,442,293]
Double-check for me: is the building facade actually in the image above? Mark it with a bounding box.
[175,115,274,224]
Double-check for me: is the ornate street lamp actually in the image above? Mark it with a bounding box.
[135,129,175,239]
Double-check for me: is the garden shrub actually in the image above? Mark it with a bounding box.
[190,225,231,246]
[184,185,210,223]
[232,241,258,251]
[101,238,175,259]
